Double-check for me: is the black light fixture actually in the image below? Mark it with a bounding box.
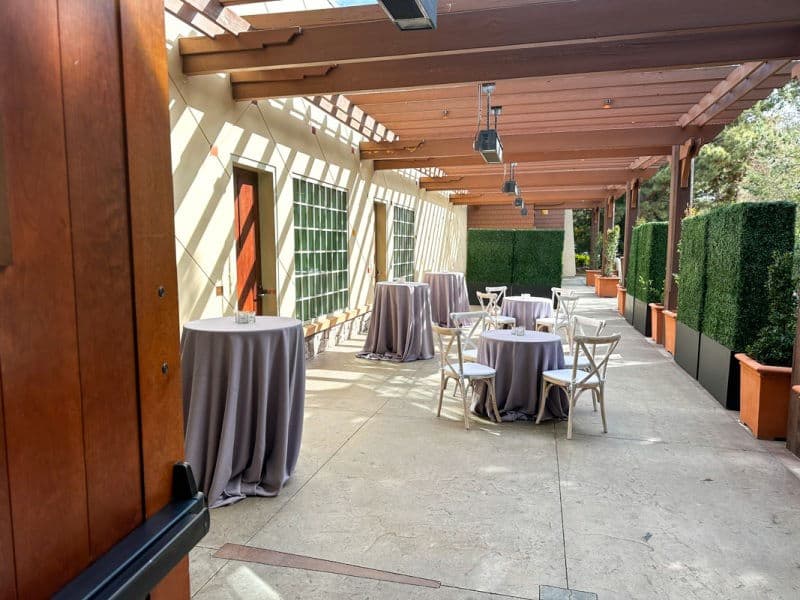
[521,207,529,216]
[514,196,524,208]
[474,83,504,164]
[378,0,437,31]
[502,162,518,194]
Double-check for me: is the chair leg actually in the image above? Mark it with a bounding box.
[566,388,577,440]
[536,380,549,424]
[458,378,470,430]
[488,378,501,423]
[599,384,608,433]
[591,388,597,412]
[437,372,445,417]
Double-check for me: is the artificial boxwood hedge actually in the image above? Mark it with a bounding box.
[702,201,795,350]
[676,213,709,331]
[466,229,564,297]
[626,222,667,302]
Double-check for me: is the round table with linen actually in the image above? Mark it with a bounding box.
[423,271,470,326]
[474,329,567,422]
[357,281,434,362]
[181,316,305,508]
[501,296,553,330]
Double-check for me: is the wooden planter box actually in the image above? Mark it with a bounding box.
[595,275,619,297]
[585,269,600,287]
[663,310,677,355]
[649,303,665,345]
[735,354,792,440]
[616,286,626,316]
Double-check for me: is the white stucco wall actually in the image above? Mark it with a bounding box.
[562,209,577,277]
[165,15,467,325]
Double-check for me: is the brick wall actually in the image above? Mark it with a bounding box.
[467,205,565,229]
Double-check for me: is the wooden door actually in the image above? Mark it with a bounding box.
[374,202,388,282]
[234,168,263,314]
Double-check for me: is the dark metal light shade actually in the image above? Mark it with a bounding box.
[502,180,517,194]
[513,197,523,207]
[521,207,529,216]
[378,0,437,30]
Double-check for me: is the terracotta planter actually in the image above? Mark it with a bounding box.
[616,286,626,316]
[649,303,665,345]
[735,353,792,440]
[595,275,619,298]
[585,269,600,287]
[662,309,677,355]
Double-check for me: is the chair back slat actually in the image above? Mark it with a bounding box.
[485,285,508,307]
[450,310,487,352]
[432,324,465,377]
[572,332,621,385]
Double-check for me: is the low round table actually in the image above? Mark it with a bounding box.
[474,329,567,422]
[181,316,305,508]
[501,296,553,330]
[358,281,434,362]
[423,271,469,326]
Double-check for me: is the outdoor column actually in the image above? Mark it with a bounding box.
[622,180,639,281]
[788,302,800,457]
[589,206,600,269]
[663,144,692,310]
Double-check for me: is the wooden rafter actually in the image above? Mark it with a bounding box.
[420,169,655,192]
[165,0,252,37]
[164,0,225,37]
[306,95,396,143]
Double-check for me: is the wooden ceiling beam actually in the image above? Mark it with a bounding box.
[371,147,679,170]
[420,170,656,191]
[181,0,800,73]
[179,0,252,35]
[228,25,800,98]
[360,126,722,160]
[451,191,608,205]
[164,0,225,37]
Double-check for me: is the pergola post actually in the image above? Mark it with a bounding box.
[663,142,696,310]
[788,303,800,457]
[590,206,600,269]
[622,179,639,281]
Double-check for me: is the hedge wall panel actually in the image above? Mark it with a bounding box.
[630,222,667,303]
[676,213,709,330]
[703,201,795,350]
[513,230,564,293]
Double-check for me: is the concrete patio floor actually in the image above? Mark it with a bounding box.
[189,279,800,599]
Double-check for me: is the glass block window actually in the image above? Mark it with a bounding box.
[393,206,415,281]
[293,178,349,322]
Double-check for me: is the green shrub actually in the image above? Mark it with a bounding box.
[703,201,795,350]
[745,252,798,366]
[631,222,667,303]
[467,230,514,294]
[575,252,590,268]
[466,229,563,297]
[603,225,620,276]
[676,213,709,330]
[513,230,564,291]
[625,227,640,294]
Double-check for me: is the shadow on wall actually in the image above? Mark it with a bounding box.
[165,14,467,326]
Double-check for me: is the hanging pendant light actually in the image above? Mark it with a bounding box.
[502,162,518,194]
[378,0,437,30]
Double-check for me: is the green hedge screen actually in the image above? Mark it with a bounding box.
[466,229,564,298]
[629,222,667,303]
[702,201,795,350]
[625,226,639,295]
[676,213,709,330]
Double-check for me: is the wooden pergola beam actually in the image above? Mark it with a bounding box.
[678,60,790,127]
[372,148,676,170]
[227,25,800,98]
[176,0,252,36]
[360,126,722,160]
[420,169,655,191]
[450,192,608,206]
[164,0,225,37]
[181,0,800,73]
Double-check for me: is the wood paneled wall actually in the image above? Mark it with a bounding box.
[0,1,187,598]
[467,205,566,230]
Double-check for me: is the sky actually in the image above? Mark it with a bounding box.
[334,0,377,5]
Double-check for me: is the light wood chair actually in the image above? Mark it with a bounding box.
[476,291,516,330]
[449,310,488,362]
[535,288,579,346]
[563,315,607,372]
[537,332,621,439]
[485,285,508,307]
[432,325,500,429]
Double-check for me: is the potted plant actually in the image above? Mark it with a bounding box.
[585,246,602,286]
[595,226,620,297]
[617,283,626,316]
[735,252,797,440]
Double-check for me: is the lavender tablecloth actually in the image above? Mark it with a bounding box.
[501,296,553,330]
[474,329,567,422]
[357,282,434,362]
[181,316,305,508]
[423,271,470,326]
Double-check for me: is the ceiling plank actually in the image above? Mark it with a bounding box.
[228,25,800,98]
[164,0,225,37]
[420,170,656,191]
[181,0,800,73]
[180,0,252,35]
